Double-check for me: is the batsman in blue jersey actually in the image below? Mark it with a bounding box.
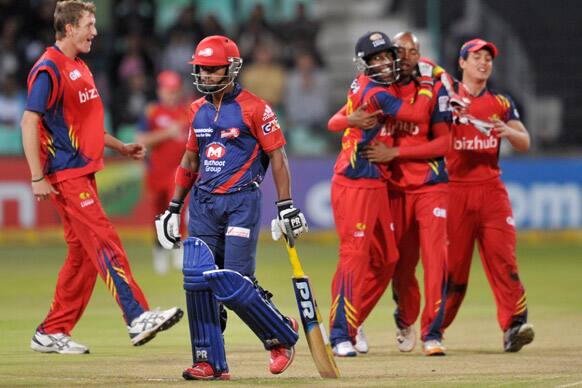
[155,35,308,380]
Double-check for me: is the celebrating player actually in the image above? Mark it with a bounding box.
[155,35,307,380]
[21,0,183,355]
[442,39,534,352]
[361,31,452,356]
[326,31,436,357]
[136,70,191,274]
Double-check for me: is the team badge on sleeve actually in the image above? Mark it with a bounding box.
[262,118,280,135]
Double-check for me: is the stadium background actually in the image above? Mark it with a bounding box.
[1,1,582,386]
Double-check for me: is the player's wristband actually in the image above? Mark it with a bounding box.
[168,200,183,214]
[31,175,45,183]
[175,165,198,190]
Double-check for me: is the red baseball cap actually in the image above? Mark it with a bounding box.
[157,70,181,91]
[189,35,240,67]
[459,38,498,59]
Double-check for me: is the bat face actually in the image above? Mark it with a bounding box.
[292,277,340,378]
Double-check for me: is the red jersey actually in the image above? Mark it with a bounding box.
[333,74,395,188]
[447,85,519,183]
[388,80,451,192]
[26,46,105,183]
[141,102,190,190]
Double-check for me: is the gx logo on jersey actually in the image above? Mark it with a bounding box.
[262,118,280,135]
[205,142,226,160]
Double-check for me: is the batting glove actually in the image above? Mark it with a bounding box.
[271,199,308,245]
[155,200,182,249]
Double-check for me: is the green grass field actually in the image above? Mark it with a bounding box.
[1,236,581,387]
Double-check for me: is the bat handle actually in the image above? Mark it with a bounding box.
[283,219,295,248]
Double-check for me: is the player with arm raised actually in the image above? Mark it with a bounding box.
[22,0,182,355]
[442,39,534,352]
[326,31,436,357]
[155,35,307,380]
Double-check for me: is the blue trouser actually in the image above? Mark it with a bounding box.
[188,186,261,277]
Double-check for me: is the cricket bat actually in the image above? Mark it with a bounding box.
[283,237,340,379]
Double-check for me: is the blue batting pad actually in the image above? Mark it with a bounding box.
[183,238,228,373]
[204,269,299,349]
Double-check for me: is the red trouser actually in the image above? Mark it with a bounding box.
[389,189,448,341]
[443,179,527,332]
[329,179,399,346]
[38,174,149,335]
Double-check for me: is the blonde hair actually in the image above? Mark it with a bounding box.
[54,0,96,40]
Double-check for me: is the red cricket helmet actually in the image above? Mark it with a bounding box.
[189,35,243,94]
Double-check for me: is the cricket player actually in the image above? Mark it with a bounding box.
[136,70,191,274]
[21,0,182,355]
[326,31,437,357]
[155,35,307,380]
[361,32,452,356]
[443,39,534,352]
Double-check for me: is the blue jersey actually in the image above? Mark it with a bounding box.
[186,84,285,194]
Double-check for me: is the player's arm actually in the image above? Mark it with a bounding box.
[155,149,199,250]
[327,103,382,132]
[268,146,308,243]
[104,133,146,160]
[492,119,530,152]
[21,70,58,199]
[21,111,59,199]
[135,108,182,147]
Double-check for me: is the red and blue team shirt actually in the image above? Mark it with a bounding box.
[139,101,190,191]
[388,80,451,192]
[25,46,105,183]
[186,83,285,194]
[447,85,520,183]
[333,74,403,188]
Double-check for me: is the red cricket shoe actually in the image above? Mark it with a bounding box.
[269,317,299,375]
[182,362,230,381]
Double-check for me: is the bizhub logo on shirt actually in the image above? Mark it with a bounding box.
[78,88,99,103]
[454,136,498,150]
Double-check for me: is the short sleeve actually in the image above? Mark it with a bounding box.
[504,94,520,121]
[25,71,51,115]
[250,101,285,153]
[431,83,452,125]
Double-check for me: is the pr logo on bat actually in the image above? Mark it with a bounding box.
[293,279,316,323]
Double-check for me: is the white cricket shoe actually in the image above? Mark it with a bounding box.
[332,341,357,357]
[354,326,369,353]
[422,339,446,356]
[128,307,183,346]
[396,326,416,352]
[30,331,89,354]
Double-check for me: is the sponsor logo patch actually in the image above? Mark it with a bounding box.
[198,48,213,57]
[453,135,498,150]
[205,142,225,160]
[506,216,515,226]
[262,105,275,121]
[220,127,240,139]
[78,88,99,103]
[69,69,82,80]
[261,118,280,135]
[195,127,213,137]
[79,191,94,208]
[354,222,366,237]
[433,207,447,218]
[438,95,449,112]
[226,226,251,238]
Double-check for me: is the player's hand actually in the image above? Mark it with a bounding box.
[120,143,146,160]
[491,119,514,138]
[272,199,308,246]
[32,177,59,201]
[347,103,383,130]
[155,200,182,249]
[361,141,399,163]
[416,58,434,88]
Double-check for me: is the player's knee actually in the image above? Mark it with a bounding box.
[183,237,217,291]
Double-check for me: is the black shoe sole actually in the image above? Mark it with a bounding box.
[505,325,535,352]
